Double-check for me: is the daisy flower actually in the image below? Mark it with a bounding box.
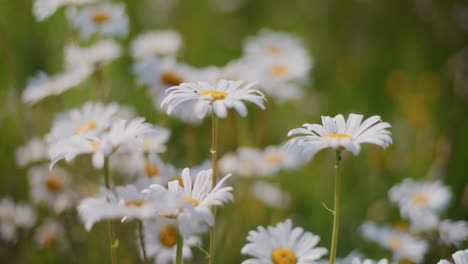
[15,137,49,167]
[439,220,468,247]
[46,101,121,143]
[143,217,199,264]
[438,249,468,264]
[244,29,310,60]
[258,145,305,176]
[33,0,94,21]
[65,40,122,72]
[140,125,171,153]
[219,147,263,177]
[360,221,428,263]
[78,184,176,230]
[34,218,65,250]
[161,79,266,119]
[285,114,392,161]
[0,198,37,242]
[72,3,129,40]
[28,165,76,213]
[22,70,89,105]
[388,179,451,222]
[251,181,291,209]
[241,219,328,264]
[131,30,182,59]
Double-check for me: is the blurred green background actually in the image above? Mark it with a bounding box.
[0,0,467,263]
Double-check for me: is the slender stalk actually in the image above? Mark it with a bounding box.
[137,220,148,264]
[208,112,219,264]
[95,66,105,101]
[329,151,342,264]
[176,232,184,264]
[104,157,117,264]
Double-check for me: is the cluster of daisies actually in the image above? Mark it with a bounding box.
[360,178,468,263]
[3,1,466,264]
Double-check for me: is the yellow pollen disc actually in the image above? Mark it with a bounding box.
[44,175,63,192]
[159,225,178,248]
[92,12,111,24]
[145,162,160,178]
[392,221,410,232]
[323,133,353,140]
[265,44,282,55]
[272,65,289,77]
[264,154,283,165]
[160,72,184,86]
[125,200,145,207]
[388,237,402,250]
[182,196,200,207]
[412,191,429,205]
[90,141,102,149]
[45,233,57,247]
[73,121,97,135]
[271,248,297,264]
[200,90,228,100]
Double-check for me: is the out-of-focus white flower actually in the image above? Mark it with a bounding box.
[285,114,392,162]
[72,3,128,40]
[438,249,468,264]
[33,0,94,21]
[143,217,199,264]
[241,219,328,264]
[22,70,89,105]
[360,221,428,263]
[131,30,182,59]
[47,102,121,143]
[65,40,122,72]
[15,138,49,167]
[439,220,468,247]
[251,181,291,209]
[141,126,171,153]
[34,218,65,249]
[389,179,451,224]
[28,165,75,213]
[350,258,388,264]
[162,80,266,119]
[0,198,37,242]
[78,184,176,230]
[257,145,305,176]
[219,147,263,177]
[244,29,311,60]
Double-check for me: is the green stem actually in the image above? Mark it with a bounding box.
[104,157,117,264]
[95,66,105,101]
[137,220,148,264]
[329,151,342,264]
[176,232,184,264]
[209,112,219,264]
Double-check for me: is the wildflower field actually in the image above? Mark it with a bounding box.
[0,0,467,263]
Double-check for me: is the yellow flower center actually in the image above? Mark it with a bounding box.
[323,133,353,140]
[412,191,429,205]
[266,44,282,55]
[74,121,97,135]
[159,225,178,248]
[200,90,228,100]
[272,65,289,77]
[392,221,410,232]
[182,196,200,207]
[271,248,297,264]
[90,141,102,149]
[125,200,145,207]
[92,11,111,24]
[45,233,57,247]
[160,72,184,86]
[388,237,402,250]
[264,154,284,165]
[44,174,63,192]
[145,162,160,178]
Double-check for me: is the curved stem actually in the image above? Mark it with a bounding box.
[137,220,148,264]
[104,157,117,264]
[329,151,342,264]
[208,112,219,264]
[176,232,184,264]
